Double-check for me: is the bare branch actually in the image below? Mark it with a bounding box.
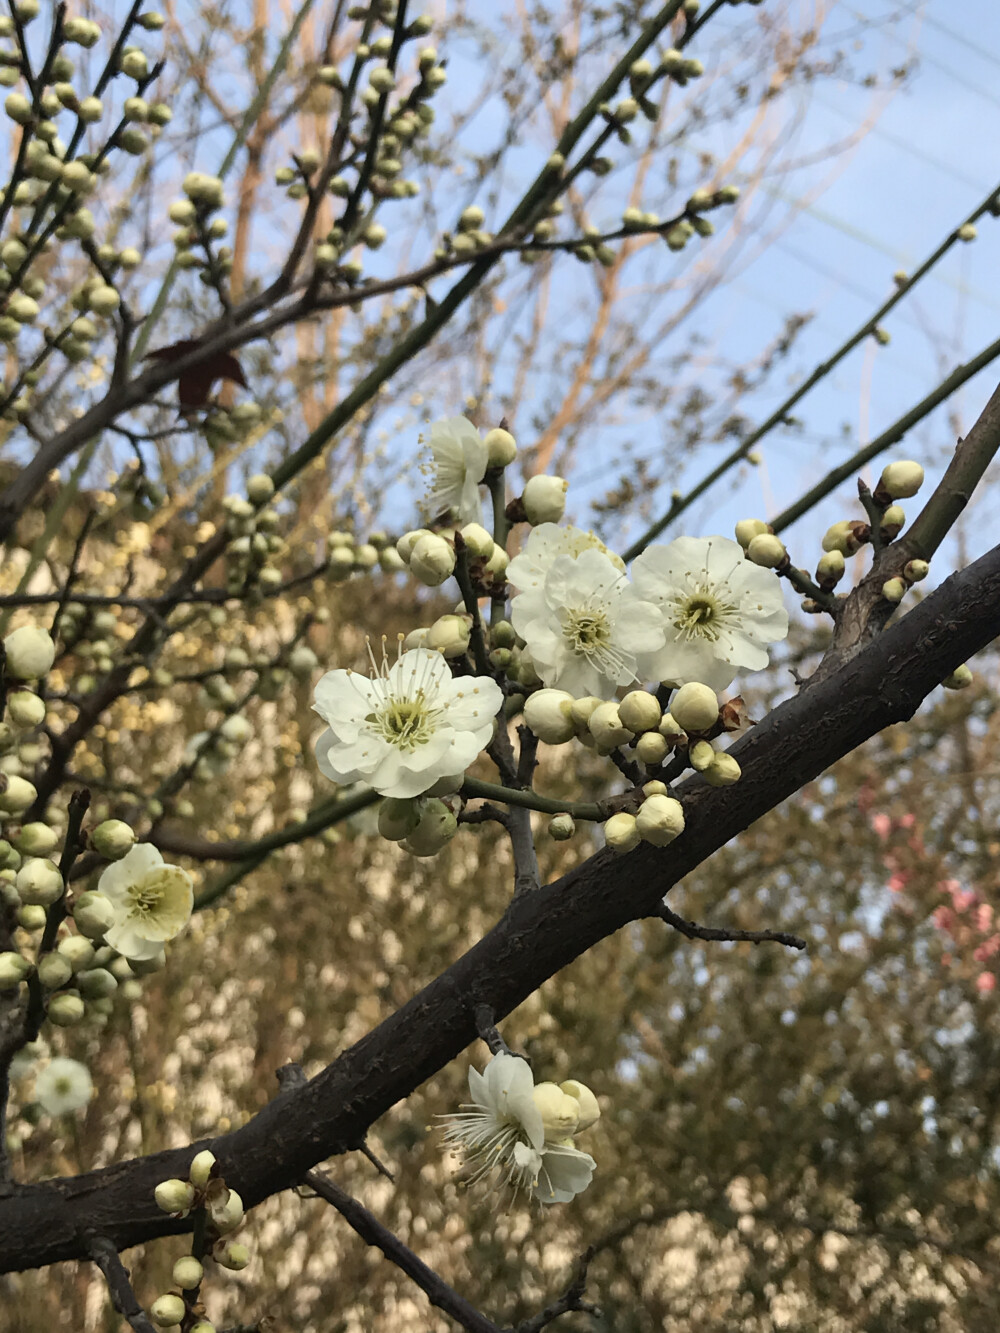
[655,904,807,951]
[84,1233,159,1333]
[514,1248,599,1333]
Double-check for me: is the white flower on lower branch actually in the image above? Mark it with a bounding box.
[312,643,503,799]
[440,1051,599,1204]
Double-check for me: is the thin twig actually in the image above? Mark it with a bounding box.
[473,1004,510,1056]
[84,1233,159,1333]
[304,1169,504,1333]
[656,903,806,951]
[513,1247,600,1333]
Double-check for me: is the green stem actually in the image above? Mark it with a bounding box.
[461,776,602,820]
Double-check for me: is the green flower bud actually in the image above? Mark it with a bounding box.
[878,460,924,500]
[182,172,225,207]
[636,731,670,766]
[458,205,484,232]
[57,935,95,971]
[155,1178,197,1214]
[816,549,846,587]
[458,522,494,559]
[822,520,862,555]
[37,953,73,990]
[88,285,120,315]
[548,813,575,840]
[4,93,32,125]
[957,222,977,242]
[879,504,905,539]
[604,812,640,853]
[123,96,148,121]
[0,773,38,813]
[669,682,719,733]
[47,991,85,1026]
[589,701,632,750]
[426,613,473,659]
[409,533,455,586]
[903,558,929,583]
[7,294,39,324]
[139,11,166,30]
[746,533,786,568]
[881,577,906,604]
[0,951,32,989]
[71,889,115,939]
[16,904,46,931]
[401,800,459,857]
[524,688,576,744]
[150,1294,186,1327]
[688,739,715,771]
[214,1240,250,1270]
[13,822,58,857]
[522,474,568,525]
[90,819,136,861]
[172,1255,204,1289]
[119,49,149,80]
[5,688,43,731]
[63,17,100,46]
[148,103,172,127]
[363,222,387,249]
[635,794,685,846]
[208,1185,244,1232]
[189,1148,217,1185]
[617,690,661,734]
[704,751,741,787]
[77,96,103,122]
[943,664,973,690]
[77,968,118,999]
[735,519,769,551]
[378,797,422,842]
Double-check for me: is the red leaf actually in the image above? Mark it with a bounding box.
[147,339,249,410]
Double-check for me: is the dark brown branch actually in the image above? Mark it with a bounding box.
[1,539,999,1271]
[656,904,807,951]
[514,1247,599,1333]
[303,1170,503,1333]
[84,1233,158,1333]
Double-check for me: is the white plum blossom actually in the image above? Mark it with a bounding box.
[97,843,194,961]
[440,1053,597,1204]
[34,1057,93,1115]
[419,417,489,525]
[511,547,662,699]
[312,642,503,799]
[506,523,625,593]
[625,535,788,691]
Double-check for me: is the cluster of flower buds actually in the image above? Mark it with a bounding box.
[221,490,287,594]
[150,1151,249,1329]
[395,521,509,590]
[378,793,461,856]
[170,174,231,282]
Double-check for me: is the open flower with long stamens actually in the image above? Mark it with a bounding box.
[510,547,663,699]
[419,417,489,525]
[506,523,625,593]
[312,641,503,799]
[34,1058,92,1116]
[625,535,788,690]
[440,1053,597,1204]
[97,844,193,961]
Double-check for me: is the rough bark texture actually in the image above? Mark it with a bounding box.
[2,540,999,1273]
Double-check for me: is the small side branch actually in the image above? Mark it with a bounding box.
[85,1232,158,1333]
[514,1247,600,1333]
[474,1004,510,1056]
[304,1170,503,1333]
[656,904,806,951]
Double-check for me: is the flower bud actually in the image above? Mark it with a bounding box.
[903,559,929,583]
[90,819,136,861]
[289,645,319,678]
[881,577,906,604]
[189,1148,217,1185]
[589,701,632,750]
[878,460,924,500]
[13,822,58,857]
[821,520,862,556]
[3,626,55,679]
[172,1255,204,1289]
[214,1240,250,1270]
[378,797,421,841]
[523,689,576,744]
[816,550,845,587]
[37,953,73,990]
[247,473,274,505]
[532,1082,581,1137]
[635,731,669,766]
[483,427,517,466]
[402,627,430,651]
[57,935,95,971]
[704,752,741,786]
[746,533,786,568]
[409,533,456,586]
[522,475,568,525]
[617,690,661,734]
[47,991,85,1025]
[943,664,973,690]
[16,857,64,906]
[208,1186,244,1233]
[155,1178,197,1214]
[220,714,251,743]
[957,222,977,242]
[120,49,149,79]
[183,172,225,207]
[570,696,602,730]
[402,800,459,857]
[734,518,768,550]
[150,1295,186,1327]
[635,794,685,846]
[669,683,719,733]
[72,889,115,938]
[426,614,472,659]
[604,812,640,853]
[7,690,45,728]
[560,1078,600,1130]
[77,968,118,999]
[459,522,494,559]
[657,712,686,742]
[4,92,32,124]
[688,739,715,772]
[0,774,34,814]
[189,1324,216,1333]
[78,96,103,122]
[17,905,45,930]
[0,951,32,990]
[879,504,905,540]
[88,285,120,315]
[548,813,575,840]
[484,545,509,578]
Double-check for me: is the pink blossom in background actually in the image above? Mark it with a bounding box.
[887,872,908,893]
[976,972,996,994]
[871,813,892,840]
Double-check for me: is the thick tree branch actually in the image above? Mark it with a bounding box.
[1,540,999,1271]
